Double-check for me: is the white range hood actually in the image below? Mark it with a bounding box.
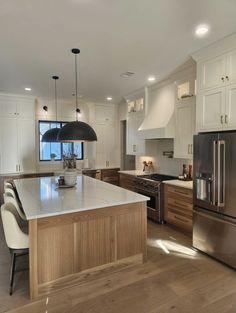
[138,82,175,139]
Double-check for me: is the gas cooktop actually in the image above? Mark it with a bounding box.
[137,173,177,182]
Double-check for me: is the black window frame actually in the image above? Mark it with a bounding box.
[39,120,84,161]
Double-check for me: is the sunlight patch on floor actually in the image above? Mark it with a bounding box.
[147,238,199,259]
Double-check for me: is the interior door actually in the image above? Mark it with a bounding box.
[193,133,219,211]
[218,132,236,219]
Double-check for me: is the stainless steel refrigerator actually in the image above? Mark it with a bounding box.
[193,132,236,268]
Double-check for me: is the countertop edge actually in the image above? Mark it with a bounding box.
[163,180,193,190]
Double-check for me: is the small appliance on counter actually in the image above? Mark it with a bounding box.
[193,131,236,268]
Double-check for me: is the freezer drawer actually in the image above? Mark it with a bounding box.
[193,209,236,268]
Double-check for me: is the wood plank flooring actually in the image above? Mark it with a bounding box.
[0,220,236,313]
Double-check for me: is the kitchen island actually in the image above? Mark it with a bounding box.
[14,175,148,299]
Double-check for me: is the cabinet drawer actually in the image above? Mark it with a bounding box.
[167,211,192,231]
[167,197,193,212]
[166,185,193,200]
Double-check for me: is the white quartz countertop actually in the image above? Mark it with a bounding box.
[14,175,149,220]
[118,170,145,176]
[163,179,193,189]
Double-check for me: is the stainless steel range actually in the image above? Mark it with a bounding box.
[134,173,176,223]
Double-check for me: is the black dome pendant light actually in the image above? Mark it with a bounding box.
[57,49,97,142]
[41,76,60,142]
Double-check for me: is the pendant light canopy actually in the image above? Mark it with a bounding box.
[41,76,60,142]
[57,49,97,142]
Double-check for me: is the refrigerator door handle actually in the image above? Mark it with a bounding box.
[218,140,226,207]
[212,140,217,205]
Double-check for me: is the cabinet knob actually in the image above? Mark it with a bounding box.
[221,77,225,82]
[226,76,229,81]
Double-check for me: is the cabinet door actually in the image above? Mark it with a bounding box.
[126,113,136,155]
[17,118,36,173]
[135,113,145,155]
[199,56,226,90]
[174,100,195,159]
[0,118,18,173]
[0,95,17,118]
[94,124,106,167]
[105,123,117,167]
[225,83,236,130]
[17,98,35,119]
[226,49,236,85]
[197,87,225,132]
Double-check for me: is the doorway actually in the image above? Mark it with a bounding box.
[120,120,135,170]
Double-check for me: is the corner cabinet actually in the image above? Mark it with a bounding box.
[196,48,236,132]
[174,97,195,159]
[0,94,36,174]
[126,111,145,155]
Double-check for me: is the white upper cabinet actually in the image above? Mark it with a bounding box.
[126,111,145,156]
[199,55,226,90]
[174,98,195,159]
[197,87,225,132]
[195,44,236,132]
[226,49,236,84]
[0,94,36,174]
[225,83,236,129]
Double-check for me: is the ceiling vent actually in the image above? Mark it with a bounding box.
[120,71,135,78]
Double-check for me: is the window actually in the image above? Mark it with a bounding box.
[39,121,83,161]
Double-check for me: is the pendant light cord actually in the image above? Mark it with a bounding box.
[52,76,59,123]
[55,78,57,122]
[75,52,78,121]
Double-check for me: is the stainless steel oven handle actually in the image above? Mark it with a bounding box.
[212,140,217,205]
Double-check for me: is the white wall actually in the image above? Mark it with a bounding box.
[135,139,192,177]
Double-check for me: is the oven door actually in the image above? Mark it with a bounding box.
[135,188,160,222]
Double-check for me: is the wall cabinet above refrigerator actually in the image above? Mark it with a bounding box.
[192,34,236,133]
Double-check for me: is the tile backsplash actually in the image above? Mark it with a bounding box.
[136,139,192,177]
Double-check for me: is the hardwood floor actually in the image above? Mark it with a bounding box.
[0,220,236,313]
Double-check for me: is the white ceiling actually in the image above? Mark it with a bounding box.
[0,0,236,104]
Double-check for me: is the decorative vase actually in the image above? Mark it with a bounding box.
[64,169,77,186]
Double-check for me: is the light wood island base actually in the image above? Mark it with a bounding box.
[29,202,147,299]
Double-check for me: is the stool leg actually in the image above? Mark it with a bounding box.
[9,251,16,295]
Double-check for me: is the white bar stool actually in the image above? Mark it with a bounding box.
[1,203,29,295]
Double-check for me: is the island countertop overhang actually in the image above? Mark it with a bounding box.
[14,175,149,220]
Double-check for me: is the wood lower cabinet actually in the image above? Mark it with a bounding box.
[119,173,135,191]
[82,168,120,185]
[164,184,193,233]
[101,168,119,185]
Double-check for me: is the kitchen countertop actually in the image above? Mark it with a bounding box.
[14,175,149,220]
[163,179,193,189]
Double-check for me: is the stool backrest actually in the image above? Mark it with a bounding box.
[1,203,28,250]
[3,193,26,221]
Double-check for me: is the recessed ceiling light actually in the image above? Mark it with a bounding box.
[195,24,209,37]
[120,71,135,78]
[107,97,112,101]
[25,87,31,91]
[148,76,156,82]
